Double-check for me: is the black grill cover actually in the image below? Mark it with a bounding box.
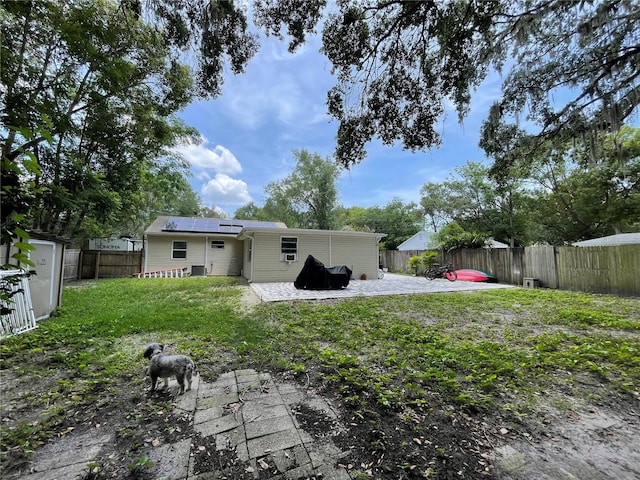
[294,255,352,290]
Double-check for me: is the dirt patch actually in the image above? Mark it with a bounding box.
[2,363,640,479]
[0,373,191,479]
[239,284,262,311]
[493,404,640,479]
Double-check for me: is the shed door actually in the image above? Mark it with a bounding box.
[29,240,56,320]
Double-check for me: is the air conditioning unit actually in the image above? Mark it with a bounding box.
[284,253,297,262]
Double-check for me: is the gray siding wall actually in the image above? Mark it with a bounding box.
[145,235,242,276]
[145,235,206,273]
[249,232,380,283]
[207,238,243,275]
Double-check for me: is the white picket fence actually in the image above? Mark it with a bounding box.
[136,266,188,278]
[1,270,37,339]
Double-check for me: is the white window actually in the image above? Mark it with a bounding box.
[211,240,225,249]
[172,241,187,259]
[281,237,298,261]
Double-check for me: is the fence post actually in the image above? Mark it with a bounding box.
[94,250,101,279]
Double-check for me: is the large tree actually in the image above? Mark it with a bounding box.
[262,150,341,229]
[336,199,422,250]
[1,0,201,241]
[526,126,640,243]
[482,1,640,178]
[254,1,639,170]
[420,162,531,246]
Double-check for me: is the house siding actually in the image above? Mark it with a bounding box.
[207,238,243,276]
[143,216,384,282]
[248,231,380,283]
[145,236,203,272]
[250,232,300,283]
[145,235,242,276]
[329,236,379,279]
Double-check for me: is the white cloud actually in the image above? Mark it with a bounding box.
[201,174,252,206]
[218,34,334,131]
[174,138,242,175]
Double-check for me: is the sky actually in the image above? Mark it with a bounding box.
[175,31,505,218]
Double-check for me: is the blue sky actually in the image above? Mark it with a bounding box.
[176,31,504,217]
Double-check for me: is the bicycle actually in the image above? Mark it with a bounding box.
[424,262,457,281]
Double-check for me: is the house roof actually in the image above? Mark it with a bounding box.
[238,226,386,240]
[144,216,286,235]
[398,231,511,250]
[486,238,510,248]
[572,232,640,247]
[144,216,386,240]
[397,231,435,251]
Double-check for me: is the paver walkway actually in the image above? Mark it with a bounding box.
[11,370,351,480]
[251,272,514,302]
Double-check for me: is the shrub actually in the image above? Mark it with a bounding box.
[434,221,488,250]
[408,251,438,275]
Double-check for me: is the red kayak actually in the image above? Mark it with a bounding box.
[455,269,498,283]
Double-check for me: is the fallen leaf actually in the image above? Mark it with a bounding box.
[57,426,74,437]
[258,458,270,470]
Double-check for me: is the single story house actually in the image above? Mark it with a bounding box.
[486,238,510,248]
[398,231,510,251]
[572,232,640,247]
[397,231,436,251]
[143,216,386,282]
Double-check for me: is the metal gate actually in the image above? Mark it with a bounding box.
[1,270,37,339]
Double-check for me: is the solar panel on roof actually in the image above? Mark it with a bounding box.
[162,217,279,233]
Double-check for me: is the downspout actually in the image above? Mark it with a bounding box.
[143,235,148,272]
[204,236,209,275]
[249,234,255,283]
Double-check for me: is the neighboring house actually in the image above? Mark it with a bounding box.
[572,232,640,247]
[397,231,436,251]
[486,238,510,249]
[398,231,510,250]
[88,237,143,251]
[143,216,386,282]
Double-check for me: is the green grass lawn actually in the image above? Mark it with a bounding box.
[1,277,639,471]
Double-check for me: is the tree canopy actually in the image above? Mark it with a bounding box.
[336,199,422,250]
[237,150,341,230]
[1,0,204,243]
[3,0,639,254]
[253,0,639,170]
[420,127,640,246]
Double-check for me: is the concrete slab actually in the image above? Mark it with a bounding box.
[11,431,111,479]
[147,437,191,480]
[5,369,369,480]
[245,414,296,440]
[251,272,514,302]
[196,413,244,437]
[246,429,303,459]
[16,461,92,480]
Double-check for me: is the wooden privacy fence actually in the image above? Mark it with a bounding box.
[69,250,144,279]
[64,249,81,280]
[381,244,640,296]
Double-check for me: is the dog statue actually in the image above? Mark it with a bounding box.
[143,343,196,395]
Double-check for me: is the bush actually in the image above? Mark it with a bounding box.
[434,221,488,250]
[408,251,438,275]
